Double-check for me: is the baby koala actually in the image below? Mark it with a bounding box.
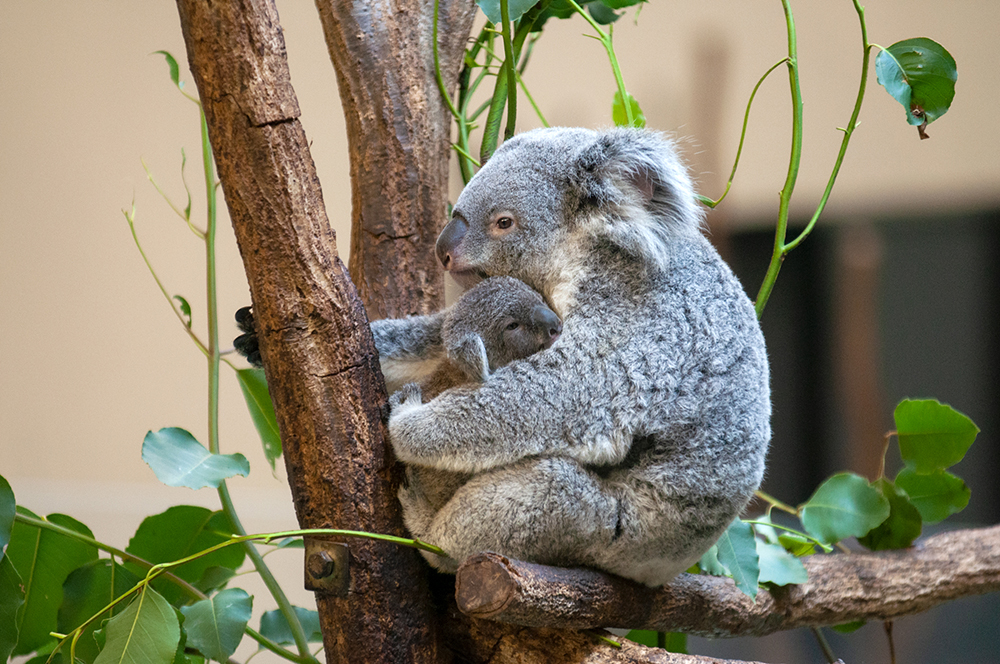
[401,276,562,524]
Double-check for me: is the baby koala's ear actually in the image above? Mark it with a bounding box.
[447,333,490,383]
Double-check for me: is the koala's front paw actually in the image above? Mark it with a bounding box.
[389,382,423,415]
[233,306,262,367]
[398,466,436,540]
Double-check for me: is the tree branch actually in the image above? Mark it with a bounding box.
[313,0,477,319]
[455,525,1000,637]
[174,1,445,662]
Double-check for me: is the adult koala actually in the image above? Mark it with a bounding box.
[386,127,771,586]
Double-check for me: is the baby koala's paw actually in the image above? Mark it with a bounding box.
[389,382,423,416]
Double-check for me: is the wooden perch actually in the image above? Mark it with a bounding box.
[455,524,1000,638]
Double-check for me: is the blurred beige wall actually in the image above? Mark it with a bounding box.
[1,0,997,657]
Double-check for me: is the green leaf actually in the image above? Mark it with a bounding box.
[236,369,282,470]
[179,588,252,661]
[476,0,542,24]
[857,479,922,551]
[587,1,622,24]
[714,519,759,599]
[0,556,25,661]
[612,90,646,128]
[800,473,890,544]
[94,588,180,664]
[259,606,323,645]
[875,38,957,138]
[142,427,250,490]
[0,475,14,558]
[776,533,816,557]
[125,506,244,606]
[597,0,645,8]
[831,620,865,634]
[528,0,576,32]
[57,560,142,664]
[893,399,978,473]
[7,509,98,655]
[895,467,970,524]
[696,544,726,576]
[195,566,237,594]
[173,295,192,329]
[756,541,807,586]
[623,630,686,652]
[153,51,182,90]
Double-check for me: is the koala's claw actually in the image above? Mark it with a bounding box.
[233,306,262,367]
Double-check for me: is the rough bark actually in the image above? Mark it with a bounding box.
[441,615,769,664]
[314,0,477,319]
[455,525,1000,638]
[174,1,445,662]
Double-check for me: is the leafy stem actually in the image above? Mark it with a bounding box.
[754,0,873,318]
[742,518,834,553]
[123,200,208,356]
[699,58,790,208]
[499,0,518,140]
[193,105,315,660]
[565,0,634,126]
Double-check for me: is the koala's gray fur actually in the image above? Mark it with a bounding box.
[422,276,562,399]
[378,127,771,586]
[405,276,562,515]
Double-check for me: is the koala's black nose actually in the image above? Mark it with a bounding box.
[436,216,468,270]
[533,306,562,345]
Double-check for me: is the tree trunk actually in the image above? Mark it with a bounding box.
[174,1,447,662]
[314,0,477,319]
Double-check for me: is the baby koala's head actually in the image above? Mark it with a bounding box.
[442,276,562,380]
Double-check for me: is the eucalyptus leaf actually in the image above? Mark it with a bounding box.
[476,0,542,24]
[259,606,323,645]
[58,560,142,664]
[893,399,978,473]
[94,588,180,664]
[125,506,244,606]
[895,467,970,524]
[142,427,249,490]
[777,533,816,557]
[6,509,98,655]
[528,0,575,32]
[0,556,24,661]
[598,0,645,8]
[179,588,252,661]
[173,295,192,329]
[154,51,181,88]
[236,369,282,470]
[587,1,622,24]
[0,474,14,557]
[857,478,922,551]
[612,90,646,128]
[800,473,890,544]
[714,519,759,599]
[697,544,726,576]
[875,38,957,138]
[756,541,807,586]
[831,620,865,634]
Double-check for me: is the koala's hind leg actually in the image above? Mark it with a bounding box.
[417,457,621,573]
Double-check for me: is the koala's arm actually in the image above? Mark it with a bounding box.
[389,347,632,473]
[371,313,446,394]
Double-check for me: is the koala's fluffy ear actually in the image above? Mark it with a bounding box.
[447,333,490,383]
[569,129,704,266]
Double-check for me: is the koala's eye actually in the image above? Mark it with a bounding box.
[506,321,520,331]
[496,216,514,230]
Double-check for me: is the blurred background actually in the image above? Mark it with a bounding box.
[1,1,997,662]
